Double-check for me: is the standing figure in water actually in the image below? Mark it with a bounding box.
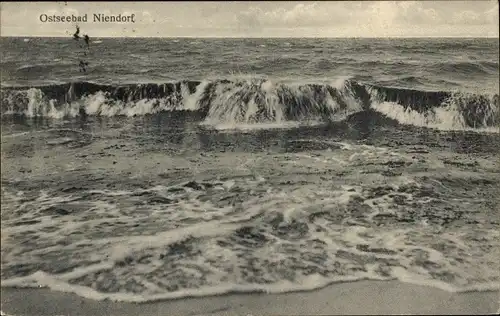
[79,60,89,73]
[73,25,81,41]
[71,25,91,72]
[83,34,90,49]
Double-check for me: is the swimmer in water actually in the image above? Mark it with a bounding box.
[83,34,90,48]
[79,60,89,72]
[73,26,80,41]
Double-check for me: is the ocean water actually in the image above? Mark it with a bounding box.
[1,37,499,303]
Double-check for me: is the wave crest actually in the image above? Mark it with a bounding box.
[1,79,498,131]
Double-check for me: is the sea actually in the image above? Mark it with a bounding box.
[1,37,499,303]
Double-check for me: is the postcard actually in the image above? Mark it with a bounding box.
[1,1,499,315]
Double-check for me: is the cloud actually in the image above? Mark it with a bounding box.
[363,1,400,30]
[236,1,498,34]
[394,1,442,25]
[281,3,332,25]
[451,10,484,25]
[141,11,155,23]
[236,2,351,31]
[0,1,498,37]
[235,1,439,36]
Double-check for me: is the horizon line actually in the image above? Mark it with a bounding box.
[2,35,499,39]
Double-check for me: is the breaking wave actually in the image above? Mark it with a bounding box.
[1,78,498,132]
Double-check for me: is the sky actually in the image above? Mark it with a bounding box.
[0,1,498,38]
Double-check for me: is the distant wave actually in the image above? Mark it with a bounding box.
[16,62,74,73]
[1,78,498,132]
[429,61,500,76]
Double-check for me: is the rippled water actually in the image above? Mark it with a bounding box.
[1,37,499,302]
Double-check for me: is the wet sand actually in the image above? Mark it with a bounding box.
[1,280,499,316]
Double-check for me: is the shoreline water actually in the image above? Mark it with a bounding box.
[1,30,499,316]
[1,280,499,316]
[1,118,499,315]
